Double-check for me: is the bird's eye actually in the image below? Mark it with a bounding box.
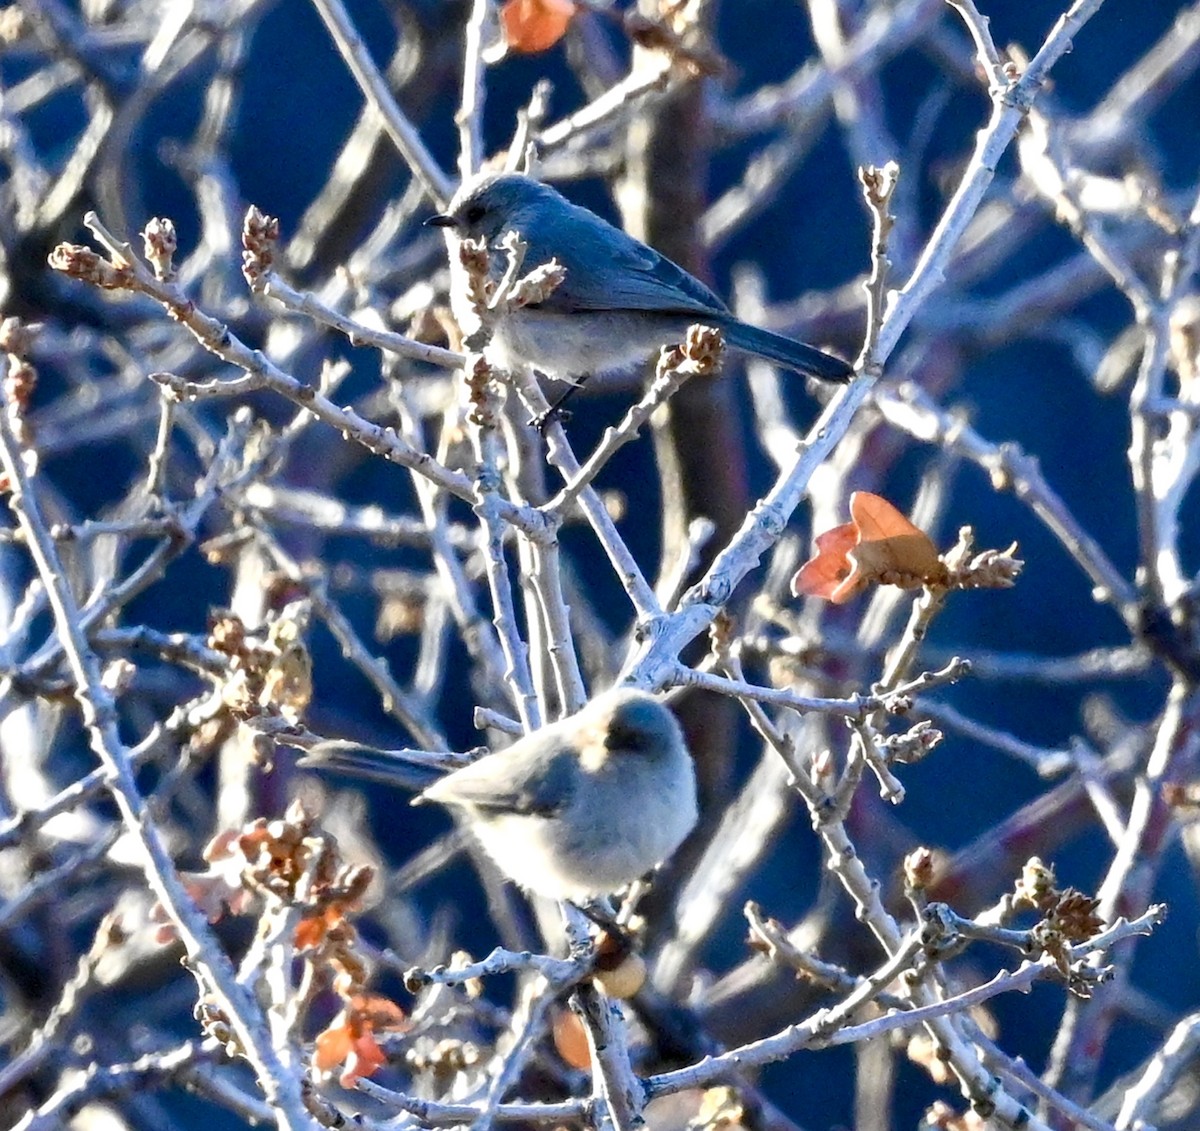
[605,722,649,753]
[463,203,487,225]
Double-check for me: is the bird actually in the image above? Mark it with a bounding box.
[427,172,853,414]
[414,688,697,902]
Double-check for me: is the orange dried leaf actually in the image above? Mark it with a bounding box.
[339,1029,387,1087]
[792,492,945,603]
[294,908,334,951]
[848,490,926,542]
[552,1007,591,1070]
[791,523,858,601]
[313,1020,354,1073]
[312,996,407,1085]
[848,492,943,587]
[500,0,577,53]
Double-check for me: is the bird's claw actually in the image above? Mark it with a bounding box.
[530,405,572,432]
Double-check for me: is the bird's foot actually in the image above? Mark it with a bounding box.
[530,375,587,432]
[529,404,572,432]
[576,898,622,935]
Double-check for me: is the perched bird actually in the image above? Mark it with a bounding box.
[415,688,697,902]
[428,173,853,401]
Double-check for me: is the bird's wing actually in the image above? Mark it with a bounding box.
[419,745,574,818]
[518,200,728,317]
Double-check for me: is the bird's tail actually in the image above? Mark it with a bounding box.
[720,320,854,383]
[297,739,450,791]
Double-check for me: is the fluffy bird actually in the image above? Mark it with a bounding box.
[415,688,697,902]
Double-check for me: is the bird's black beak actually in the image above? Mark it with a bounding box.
[426,213,456,229]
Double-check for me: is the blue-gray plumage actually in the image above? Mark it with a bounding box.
[428,173,853,387]
[414,688,697,902]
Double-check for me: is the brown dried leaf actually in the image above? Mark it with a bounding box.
[552,1007,591,1070]
[792,492,945,603]
[1049,888,1104,943]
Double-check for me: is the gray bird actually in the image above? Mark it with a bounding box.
[415,688,697,902]
[428,173,853,405]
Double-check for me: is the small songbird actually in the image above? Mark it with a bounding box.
[427,173,853,395]
[414,688,697,902]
